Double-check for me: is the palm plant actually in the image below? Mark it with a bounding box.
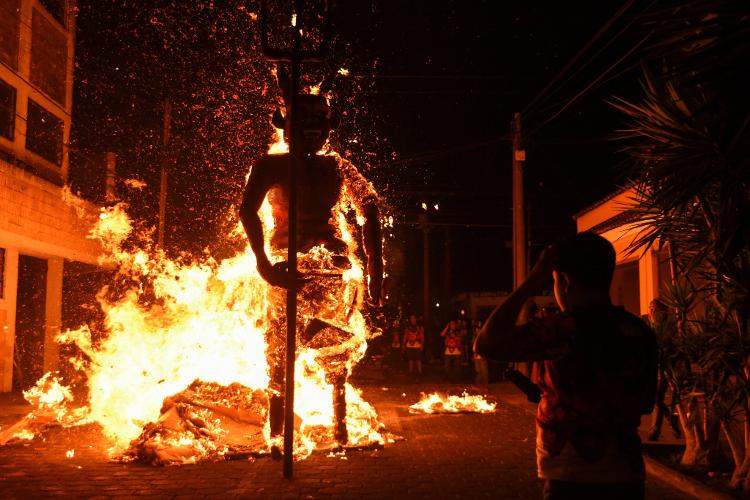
[609,0,750,488]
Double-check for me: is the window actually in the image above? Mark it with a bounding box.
[0,0,21,70]
[30,8,67,105]
[0,79,15,140]
[38,0,66,27]
[26,99,63,165]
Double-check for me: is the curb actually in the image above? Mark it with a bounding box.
[645,455,734,500]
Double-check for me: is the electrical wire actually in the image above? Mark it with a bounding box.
[521,0,637,119]
[525,32,651,140]
[377,137,510,169]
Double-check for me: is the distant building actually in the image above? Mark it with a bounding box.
[0,0,104,392]
[452,186,670,321]
[450,291,556,323]
[574,186,671,318]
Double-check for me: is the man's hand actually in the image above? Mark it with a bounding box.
[526,244,557,290]
[258,261,309,290]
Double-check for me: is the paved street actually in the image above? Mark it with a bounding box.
[0,370,687,499]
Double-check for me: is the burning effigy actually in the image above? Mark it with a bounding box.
[409,392,497,414]
[0,192,384,464]
[0,69,389,464]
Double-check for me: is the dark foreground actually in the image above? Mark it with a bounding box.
[0,373,686,499]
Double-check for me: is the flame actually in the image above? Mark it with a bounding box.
[4,150,385,463]
[267,128,288,155]
[409,392,497,414]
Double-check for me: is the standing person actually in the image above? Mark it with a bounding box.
[475,232,657,500]
[440,319,463,381]
[645,299,680,441]
[387,318,404,373]
[403,314,424,377]
[457,318,470,367]
[472,320,489,388]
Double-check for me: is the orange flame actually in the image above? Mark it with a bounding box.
[6,146,386,462]
[409,392,497,414]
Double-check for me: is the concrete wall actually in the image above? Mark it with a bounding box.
[0,0,108,391]
[0,154,103,392]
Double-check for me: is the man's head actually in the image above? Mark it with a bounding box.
[551,232,615,310]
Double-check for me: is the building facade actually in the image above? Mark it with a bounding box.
[575,187,671,318]
[0,0,103,392]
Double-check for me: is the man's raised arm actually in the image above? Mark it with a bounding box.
[474,247,555,359]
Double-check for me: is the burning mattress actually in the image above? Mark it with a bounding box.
[122,380,269,465]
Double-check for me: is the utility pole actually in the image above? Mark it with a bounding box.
[512,112,526,289]
[419,212,430,357]
[444,229,451,304]
[158,98,171,248]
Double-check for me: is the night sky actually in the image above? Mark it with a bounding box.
[68,1,648,317]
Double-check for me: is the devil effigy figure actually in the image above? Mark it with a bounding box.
[239,69,383,445]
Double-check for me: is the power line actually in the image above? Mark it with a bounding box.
[527,17,638,119]
[359,89,518,95]
[347,74,532,81]
[526,33,651,140]
[377,137,510,168]
[529,55,643,121]
[521,0,637,120]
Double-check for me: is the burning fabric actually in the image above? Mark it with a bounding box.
[409,392,497,414]
[0,374,90,446]
[122,380,269,465]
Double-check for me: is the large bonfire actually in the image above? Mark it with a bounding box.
[0,146,386,464]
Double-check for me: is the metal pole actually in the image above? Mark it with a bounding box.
[259,0,330,479]
[444,229,451,303]
[283,8,302,478]
[158,98,171,248]
[421,213,430,357]
[511,112,526,289]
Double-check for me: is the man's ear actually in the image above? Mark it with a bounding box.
[553,270,570,292]
[271,109,285,129]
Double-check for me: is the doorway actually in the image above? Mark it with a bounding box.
[611,260,641,317]
[13,255,47,391]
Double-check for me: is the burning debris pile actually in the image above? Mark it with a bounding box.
[409,392,497,415]
[1,194,386,463]
[123,381,268,465]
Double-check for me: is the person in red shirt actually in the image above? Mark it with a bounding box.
[403,314,424,376]
[387,318,404,373]
[475,232,657,500]
[440,319,463,381]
